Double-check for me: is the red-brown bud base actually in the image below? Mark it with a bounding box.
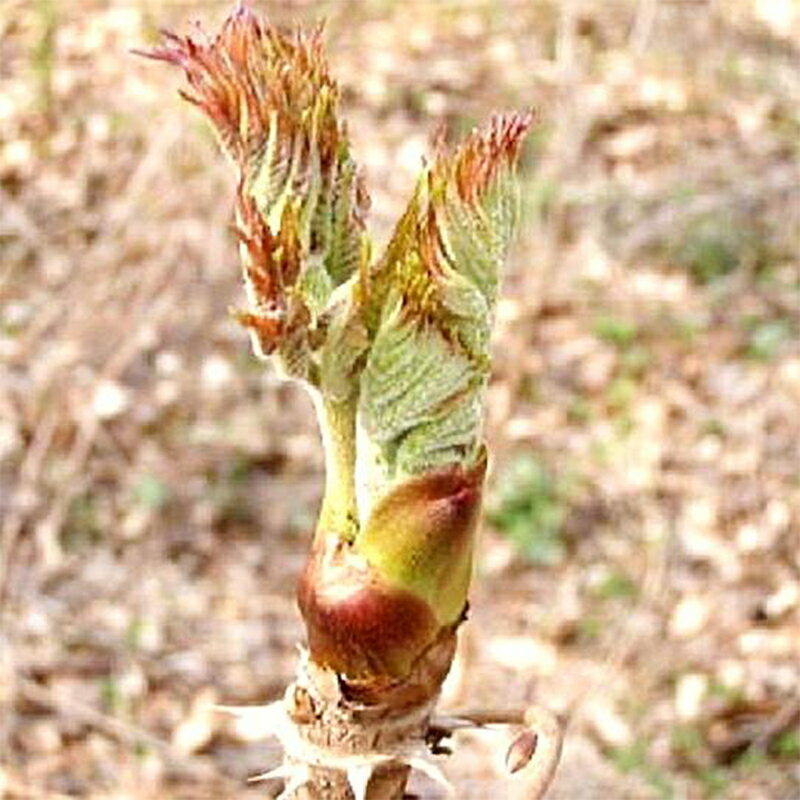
[297,534,460,696]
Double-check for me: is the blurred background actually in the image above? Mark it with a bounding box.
[1,0,799,797]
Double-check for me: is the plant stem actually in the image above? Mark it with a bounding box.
[314,394,359,543]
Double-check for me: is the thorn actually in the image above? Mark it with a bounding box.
[251,765,310,799]
[346,763,373,800]
[215,701,287,741]
[214,703,276,717]
[408,757,454,796]
[213,700,285,726]
[274,766,311,800]
[248,765,291,783]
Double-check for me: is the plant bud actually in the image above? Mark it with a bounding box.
[140,5,533,689]
[297,536,440,679]
[138,5,369,382]
[357,451,487,626]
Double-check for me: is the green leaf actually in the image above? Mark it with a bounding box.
[357,113,532,493]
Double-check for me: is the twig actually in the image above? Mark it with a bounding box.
[0,406,60,602]
[16,677,241,784]
[629,0,660,55]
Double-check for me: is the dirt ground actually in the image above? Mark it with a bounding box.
[1,0,799,797]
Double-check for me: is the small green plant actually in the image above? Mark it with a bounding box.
[611,740,674,799]
[567,396,592,423]
[671,214,777,285]
[619,344,651,377]
[697,766,730,798]
[743,317,792,361]
[661,311,707,346]
[132,473,171,510]
[137,5,547,797]
[735,748,769,772]
[576,614,602,642]
[593,570,638,601]
[487,453,567,565]
[610,739,649,773]
[670,724,705,762]
[606,375,637,414]
[672,216,743,284]
[32,0,58,116]
[594,312,651,383]
[62,493,102,552]
[774,730,800,759]
[700,418,726,438]
[593,314,638,349]
[100,676,126,715]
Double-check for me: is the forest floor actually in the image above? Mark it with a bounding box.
[1,0,799,797]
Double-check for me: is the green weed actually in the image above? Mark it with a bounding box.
[594,570,638,601]
[774,730,800,759]
[593,314,638,349]
[743,317,792,361]
[100,676,125,715]
[697,767,729,798]
[487,453,567,565]
[132,473,171,510]
[611,740,675,799]
[673,221,740,284]
[700,418,726,438]
[607,376,637,413]
[32,0,58,116]
[672,214,778,285]
[62,493,102,552]
[671,725,705,760]
[576,615,602,641]
[567,397,592,424]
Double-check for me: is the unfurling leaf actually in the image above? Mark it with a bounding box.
[356,113,533,510]
[138,4,369,382]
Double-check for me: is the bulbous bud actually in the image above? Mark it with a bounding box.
[357,451,487,626]
[297,536,440,680]
[298,453,485,682]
